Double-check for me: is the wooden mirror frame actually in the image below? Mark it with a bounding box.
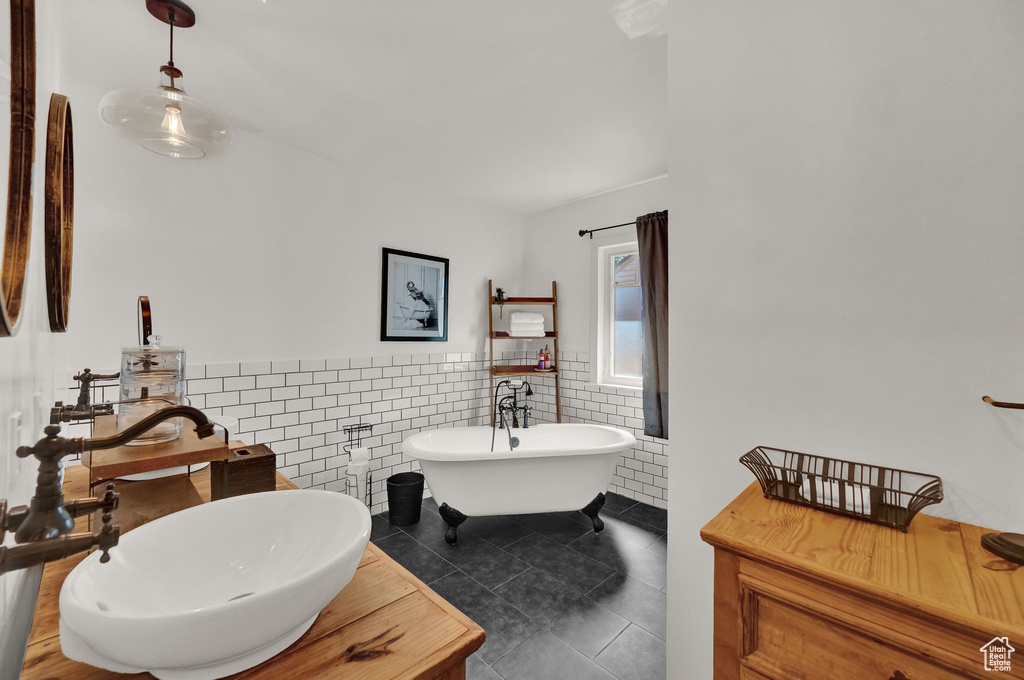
[0,0,36,337]
[45,93,72,332]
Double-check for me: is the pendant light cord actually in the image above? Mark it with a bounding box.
[168,12,175,65]
[167,13,177,88]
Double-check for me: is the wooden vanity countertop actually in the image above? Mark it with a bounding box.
[701,481,1024,641]
[21,463,484,680]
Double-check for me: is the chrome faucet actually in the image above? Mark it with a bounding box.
[0,405,218,576]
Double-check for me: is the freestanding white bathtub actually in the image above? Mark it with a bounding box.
[403,423,637,543]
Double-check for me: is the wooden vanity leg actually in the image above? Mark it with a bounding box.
[713,549,742,680]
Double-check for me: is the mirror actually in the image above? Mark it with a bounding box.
[0,0,35,337]
[45,93,72,332]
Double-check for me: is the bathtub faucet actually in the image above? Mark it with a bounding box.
[497,396,520,429]
[492,379,533,451]
[493,397,521,452]
[493,379,533,430]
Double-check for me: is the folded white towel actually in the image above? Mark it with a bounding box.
[509,322,546,331]
[510,312,544,325]
[800,477,869,515]
[509,330,547,337]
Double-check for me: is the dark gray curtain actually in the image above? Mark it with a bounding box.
[637,211,668,439]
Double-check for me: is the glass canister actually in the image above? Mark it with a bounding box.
[118,340,186,446]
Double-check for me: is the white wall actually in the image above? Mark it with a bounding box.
[669,2,1024,678]
[0,3,69,674]
[523,178,668,354]
[63,81,528,372]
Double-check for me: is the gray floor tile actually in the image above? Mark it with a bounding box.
[504,533,616,594]
[619,502,667,532]
[567,532,668,590]
[395,504,451,544]
[370,513,401,542]
[467,653,503,680]
[493,569,593,627]
[429,571,541,665]
[549,600,630,660]
[565,512,665,550]
[426,534,531,590]
[587,572,667,640]
[491,630,617,680]
[373,491,668,679]
[645,534,668,557]
[595,624,667,680]
[372,532,457,585]
[462,514,535,548]
[506,512,594,545]
[602,492,640,515]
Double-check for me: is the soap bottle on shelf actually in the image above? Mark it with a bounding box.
[543,345,551,370]
[538,347,545,370]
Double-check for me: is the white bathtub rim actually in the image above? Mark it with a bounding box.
[403,423,637,462]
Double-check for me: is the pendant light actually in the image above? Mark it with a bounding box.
[99,0,236,159]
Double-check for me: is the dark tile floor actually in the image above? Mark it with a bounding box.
[372,492,667,680]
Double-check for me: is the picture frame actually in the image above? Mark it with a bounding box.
[380,247,449,342]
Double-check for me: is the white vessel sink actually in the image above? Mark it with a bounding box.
[59,490,371,680]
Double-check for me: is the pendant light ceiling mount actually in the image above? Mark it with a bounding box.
[99,0,235,159]
[145,0,196,28]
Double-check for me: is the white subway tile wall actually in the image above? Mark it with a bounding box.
[62,351,668,514]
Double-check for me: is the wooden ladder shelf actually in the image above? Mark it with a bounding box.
[488,279,561,425]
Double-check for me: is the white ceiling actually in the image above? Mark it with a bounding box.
[61,1,667,215]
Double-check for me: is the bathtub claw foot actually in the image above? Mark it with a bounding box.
[581,493,606,534]
[439,503,467,544]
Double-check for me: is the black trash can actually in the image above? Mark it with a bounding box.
[386,472,425,526]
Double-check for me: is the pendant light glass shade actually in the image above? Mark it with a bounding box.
[99,78,236,159]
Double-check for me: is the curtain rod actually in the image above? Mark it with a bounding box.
[578,221,634,239]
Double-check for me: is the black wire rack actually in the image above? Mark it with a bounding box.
[740,446,943,532]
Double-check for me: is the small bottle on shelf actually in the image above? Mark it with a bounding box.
[538,348,545,370]
[543,345,551,370]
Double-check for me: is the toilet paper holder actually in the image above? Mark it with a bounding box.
[342,424,373,508]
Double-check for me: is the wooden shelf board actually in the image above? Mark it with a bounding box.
[491,331,556,339]
[491,364,558,376]
[84,415,229,480]
[491,297,555,305]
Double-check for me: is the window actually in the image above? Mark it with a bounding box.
[596,242,643,388]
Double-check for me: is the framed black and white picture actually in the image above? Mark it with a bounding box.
[380,247,449,342]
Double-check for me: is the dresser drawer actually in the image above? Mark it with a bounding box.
[737,560,1007,679]
[741,585,965,679]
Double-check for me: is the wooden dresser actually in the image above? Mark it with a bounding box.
[21,464,484,679]
[702,482,1024,680]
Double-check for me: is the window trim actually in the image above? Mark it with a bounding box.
[594,240,642,389]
